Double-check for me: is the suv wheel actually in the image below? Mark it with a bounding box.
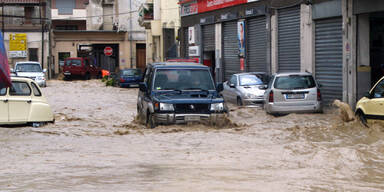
[146,112,156,129]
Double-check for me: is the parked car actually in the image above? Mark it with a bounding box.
[264,72,322,115]
[0,77,54,125]
[137,62,227,128]
[117,69,142,88]
[222,72,269,106]
[355,76,384,126]
[12,61,47,87]
[62,57,101,80]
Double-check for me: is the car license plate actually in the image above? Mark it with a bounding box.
[64,72,71,75]
[286,93,305,99]
[185,116,200,122]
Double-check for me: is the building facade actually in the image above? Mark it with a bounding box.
[179,0,376,107]
[51,0,146,76]
[0,0,51,76]
[139,0,180,64]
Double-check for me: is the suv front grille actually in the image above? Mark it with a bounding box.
[175,104,210,114]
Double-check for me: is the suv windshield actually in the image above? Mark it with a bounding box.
[239,75,264,86]
[274,75,316,90]
[122,69,141,76]
[16,63,42,72]
[153,69,215,91]
[65,59,81,66]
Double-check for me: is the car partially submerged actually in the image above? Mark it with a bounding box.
[137,62,227,128]
[0,77,54,125]
[264,72,322,115]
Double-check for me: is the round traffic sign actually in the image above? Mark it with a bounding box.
[104,46,113,56]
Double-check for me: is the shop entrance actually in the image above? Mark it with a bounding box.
[203,51,216,80]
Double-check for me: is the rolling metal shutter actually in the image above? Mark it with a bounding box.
[203,24,215,52]
[315,18,343,104]
[278,6,301,72]
[247,16,267,72]
[223,21,240,81]
[183,28,189,58]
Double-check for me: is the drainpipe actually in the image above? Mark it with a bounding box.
[40,0,44,70]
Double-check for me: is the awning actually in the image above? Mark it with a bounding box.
[0,33,11,89]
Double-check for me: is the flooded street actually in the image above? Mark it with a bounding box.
[1,80,384,191]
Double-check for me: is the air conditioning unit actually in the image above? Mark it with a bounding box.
[103,0,114,5]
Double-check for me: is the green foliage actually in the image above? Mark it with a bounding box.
[105,78,116,87]
[101,76,109,82]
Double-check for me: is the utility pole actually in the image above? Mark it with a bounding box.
[129,0,133,68]
[40,0,44,70]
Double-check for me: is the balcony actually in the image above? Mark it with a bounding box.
[138,3,153,29]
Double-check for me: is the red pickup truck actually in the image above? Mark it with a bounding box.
[63,57,101,80]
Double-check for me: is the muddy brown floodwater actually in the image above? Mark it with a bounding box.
[1,80,384,191]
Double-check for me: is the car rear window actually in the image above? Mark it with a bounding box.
[65,59,81,66]
[153,69,215,91]
[274,75,316,90]
[122,69,141,76]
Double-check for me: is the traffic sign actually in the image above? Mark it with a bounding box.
[104,46,113,56]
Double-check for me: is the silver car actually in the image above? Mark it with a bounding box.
[264,72,322,115]
[222,72,269,106]
[12,61,47,87]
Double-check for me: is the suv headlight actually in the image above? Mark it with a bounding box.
[159,103,174,111]
[210,103,224,111]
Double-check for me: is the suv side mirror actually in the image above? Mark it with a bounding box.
[10,68,14,73]
[229,83,236,88]
[43,69,47,73]
[217,83,224,92]
[139,82,147,92]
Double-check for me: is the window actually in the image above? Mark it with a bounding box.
[10,82,31,96]
[31,82,41,97]
[65,59,81,66]
[28,48,38,62]
[274,75,316,90]
[229,75,237,86]
[239,75,263,86]
[56,0,75,15]
[0,88,6,96]
[373,80,384,98]
[122,69,141,76]
[58,52,70,67]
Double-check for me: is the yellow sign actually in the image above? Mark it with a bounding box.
[9,33,27,51]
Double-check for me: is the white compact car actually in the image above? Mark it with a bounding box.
[12,61,47,87]
[0,77,54,125]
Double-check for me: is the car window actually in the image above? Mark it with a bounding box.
[9,82,31,96]
[239,75,263,86]
[0,88,6,96]
[229,75,237,85]
[153,69,215,91]
[65,59,81,66]
[274,75,316,90]
[268,75,275,88]
[15,63,42,72]
[122,69,141,76]
[372,79,384,98]
[31,82,42,97]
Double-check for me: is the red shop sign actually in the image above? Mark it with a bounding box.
[198,0,247,13]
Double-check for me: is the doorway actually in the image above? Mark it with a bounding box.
[136,44,146,71]
[203,51,216,80]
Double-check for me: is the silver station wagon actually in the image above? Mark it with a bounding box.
[264,72,322,115]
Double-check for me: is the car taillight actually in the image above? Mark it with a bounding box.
[120,78,125,83]
[269,91,274,103]
[317,89,322,101]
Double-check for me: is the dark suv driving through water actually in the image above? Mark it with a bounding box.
[137,62,227,128]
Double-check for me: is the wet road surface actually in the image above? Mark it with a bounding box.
[1,80,384,191]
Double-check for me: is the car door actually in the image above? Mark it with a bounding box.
[0,87,8,123]
[227,75,238,102]
[8,81,32,122]
[365,79,384,117]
